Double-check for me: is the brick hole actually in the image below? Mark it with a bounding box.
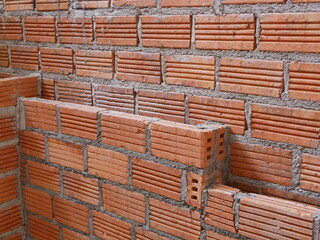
[207,147,212,151]
[192,187,198,192]
[191,195,198,200]
[207,138,212,143]
[192,179,199,184]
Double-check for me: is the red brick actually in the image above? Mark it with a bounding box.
[42,79,55,100]
[54,197,89,233]
[60,104,102,140]
[25,17,56,43]
[228,178,260,193]
[142,15,191,48]
[188,96,246,134]
[239,194,318,240]
[135,227,169,240]
[0,175,18,204]
[113,0,156,7]
[48,138,84,170]
[0,204,21,234]
[260,13,320,53]
[149,198,201,240]
[28,160,60,192]
[300,154,320,193]
[207,231,236,240]
[75,50,114,79]
[73,0,109,8]
[3,233,22,240]
[0,17,22,40]
[230,142,293,186]
[289,62,320,102]
[23,186,53,219]
[132,158,182,200]
[40,47,73,75]
[63,170,99,205]
[20,131,45,160]
[0,145,18,173]
[292,0,320,1]
[21,159,27,183]
[96,16,138,46]
[162,0,213,7]
[63,228,89,240]
[88,145,129,184]
[138,90,185,122]
[57,81,92,105]
[103,183,146,224]
[92,210,131,239]
[0,45,9,67]
[29,215,59,240]
[220,58,284,97]
[101,111,152,153]
[0,113,17,142]
[94,85,135,113]
[5,0,33,10]
[58,17,93,44]
[251,104,320,148]
[117,51,161,84]
[165,55,215,89]
[36,0,69,10]
[150,120,218,168]
[24,99,58,132]
[10,45,39,70]
[223,0,285,3]
[206,185,240,233]
[195,14,255,50]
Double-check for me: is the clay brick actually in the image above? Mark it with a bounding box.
[94,85,135,113]
[23,186,53,219]
[207,231,236,240]
[0,145,18,173]
[0,45,9,67]
[3,233,22,240]
[57,81,92,105]
[292,0,320,1]
[300,154,320,193]
[251,104,320,148]
[10,45,39,70]
[36,0,69,10]
[72,0,109,8]
[0,175,18,204]
[162,0,213,7]
[289,62,320,102]
[75,50,114,79]
[92,210,131,239]
[54,197,89,233]
[103,183,146,223]
[165,55,215,89]
[188,96,246,134]
[113,0,156,7]
[0,204,21,234]
[63,228,89,240]
[220,58,284,97]
[42,79,55,100]
[24,99,58,132]
[96,16,138,46]
[228,178,260,193]
[230,142,293,186]
[5,0,33,10]
[117,51,161,84]
[132,158,182,200]
[0,17,22,40]
[58,17,93,44]
[21,159,27,183]
[135,227,169,240]
[195,14,255,50]
[138,90,185,122]
[0,113,17,142]
[88,145,129,184]
[205,185,240,233]
[48,138,84,170]
[101,111,152,153]
[63,170,99,205]
[29,215,59,240]
[25,17,56,43]
[28,160,60,192]
[20,131,45,160]
[223,0,284,3]
[40,47,73,75]
[149,198,201,240]
[60,104,102,140]
[142,15,191,48]
[150,120,217,168]
[260,13,320,53]
[239,194,318,240]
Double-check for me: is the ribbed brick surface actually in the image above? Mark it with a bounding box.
[20,131,45,160]
[0,204,21,234]
[135,227,169,240]
[10,45,39,70]
[40,47,73,74]
[0,113,16,141]
[36,0,68,10]
[207,231,235,240]
[0,145,18,173]
[57,81,92,105]
[300,154,320,193]
[29,215,59,240]
[0,175,17,204]
[73,0,109,8]
[162,0,213,7]
[0,45,9,67]
[5,0,33,10]
[0,17,22,40]
[63,228,89,240]
[41,79,55,100]
[25,17,56,43]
